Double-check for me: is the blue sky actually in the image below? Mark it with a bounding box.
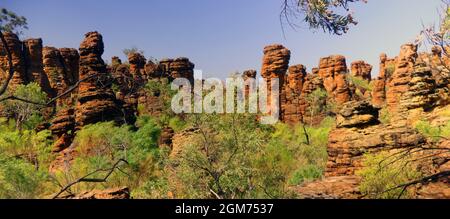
[5,0,443,78]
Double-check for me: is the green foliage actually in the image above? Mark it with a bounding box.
[0,119,54,199]
[0,154,49,198]
[56,118,166,198]
[288,164,322,185]
[414,120,450,142]
[0,120,54,170]
[348,75,373,92]
[281,0,365,35]
[357,152,422,199]
[271,117,334,186]
[171,112,334,198]
[172,113,271,198]
[1,83,48,130]
[168,116,187,132]
[379,108,391,124]
[0,8,28,35]
[385,63,396,77]
[306,88,329,122]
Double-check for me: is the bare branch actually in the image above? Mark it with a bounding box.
[52,159,128,199]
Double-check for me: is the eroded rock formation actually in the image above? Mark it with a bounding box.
[128,52,146,83]
[261,44,290,120]
[23,38,53,95]
[386,44,418,113]
[282,64,306,124]
[350,60,372,81]
[318,55,351,104]
[59,48,80,85]
[0,32,27,90]
[159,57,195,83]
[43,47,68,102]
[75,31,121,128]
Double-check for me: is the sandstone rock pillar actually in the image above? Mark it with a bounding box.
[75,31,120,128]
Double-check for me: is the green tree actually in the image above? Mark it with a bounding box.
[357,152,422,199]
[1,83,47,131]
[0,8,28,97]
[305,88,328,124]
[281,0,367,35]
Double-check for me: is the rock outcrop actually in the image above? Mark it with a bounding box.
[159,57,195,83]
[44,47,79,153]
[43,47,69,103]
[328,101,426,176]
[294,176,362,199]
[298,72,325,124]
[59,48,80,85]
[23,38,53,95]
[111,62,137,124]
[63,187,130,199]
[282,64,306,124]
[128,52,146,84]
[350,60,372,81]
[318,55,351,104]
[144,60,162,79]
[386,44,418,113]
[261,44,290,120]
[75,32,121,129]
[159,127,175,148]
[400,62,437,111]
[49,108,75,152]
[371,54,396,107]
[0,32,27,90]
[335,101,379,128]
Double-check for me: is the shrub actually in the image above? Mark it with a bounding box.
[55,119,165,198]
[288,164,322,185]
[0,154,50,199]
[348,75,373,92]
[1,83,47,130]
[0,121,54,170]
[357,152,422,199]
[379,108,391,124]
[414,120,450,142]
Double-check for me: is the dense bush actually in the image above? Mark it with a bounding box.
[414,120,450,142]
[53,118,168,198]
[0,119,54,198]
[357,152,422,199]
[0,83,47,130]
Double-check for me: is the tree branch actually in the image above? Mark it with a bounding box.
[52,159,128,199]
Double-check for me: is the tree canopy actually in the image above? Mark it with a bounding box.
[281,0,367,35]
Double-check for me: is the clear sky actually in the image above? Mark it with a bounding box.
[5,0,443,78]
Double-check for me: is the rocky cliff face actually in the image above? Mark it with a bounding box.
[59,48,80,86]
[386,44,418,113]
[295,100,431,198]
[75,32,122,128]
[282,64,306,124]
[0,32,27,90]
[128,52,146,84]
[23,38,53,95]
[351,60,372,81]
[159,57,195,83]
[111,60,137,124]
[318,55,351,105]
[261,44,290,120]
[43,47,69,102]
